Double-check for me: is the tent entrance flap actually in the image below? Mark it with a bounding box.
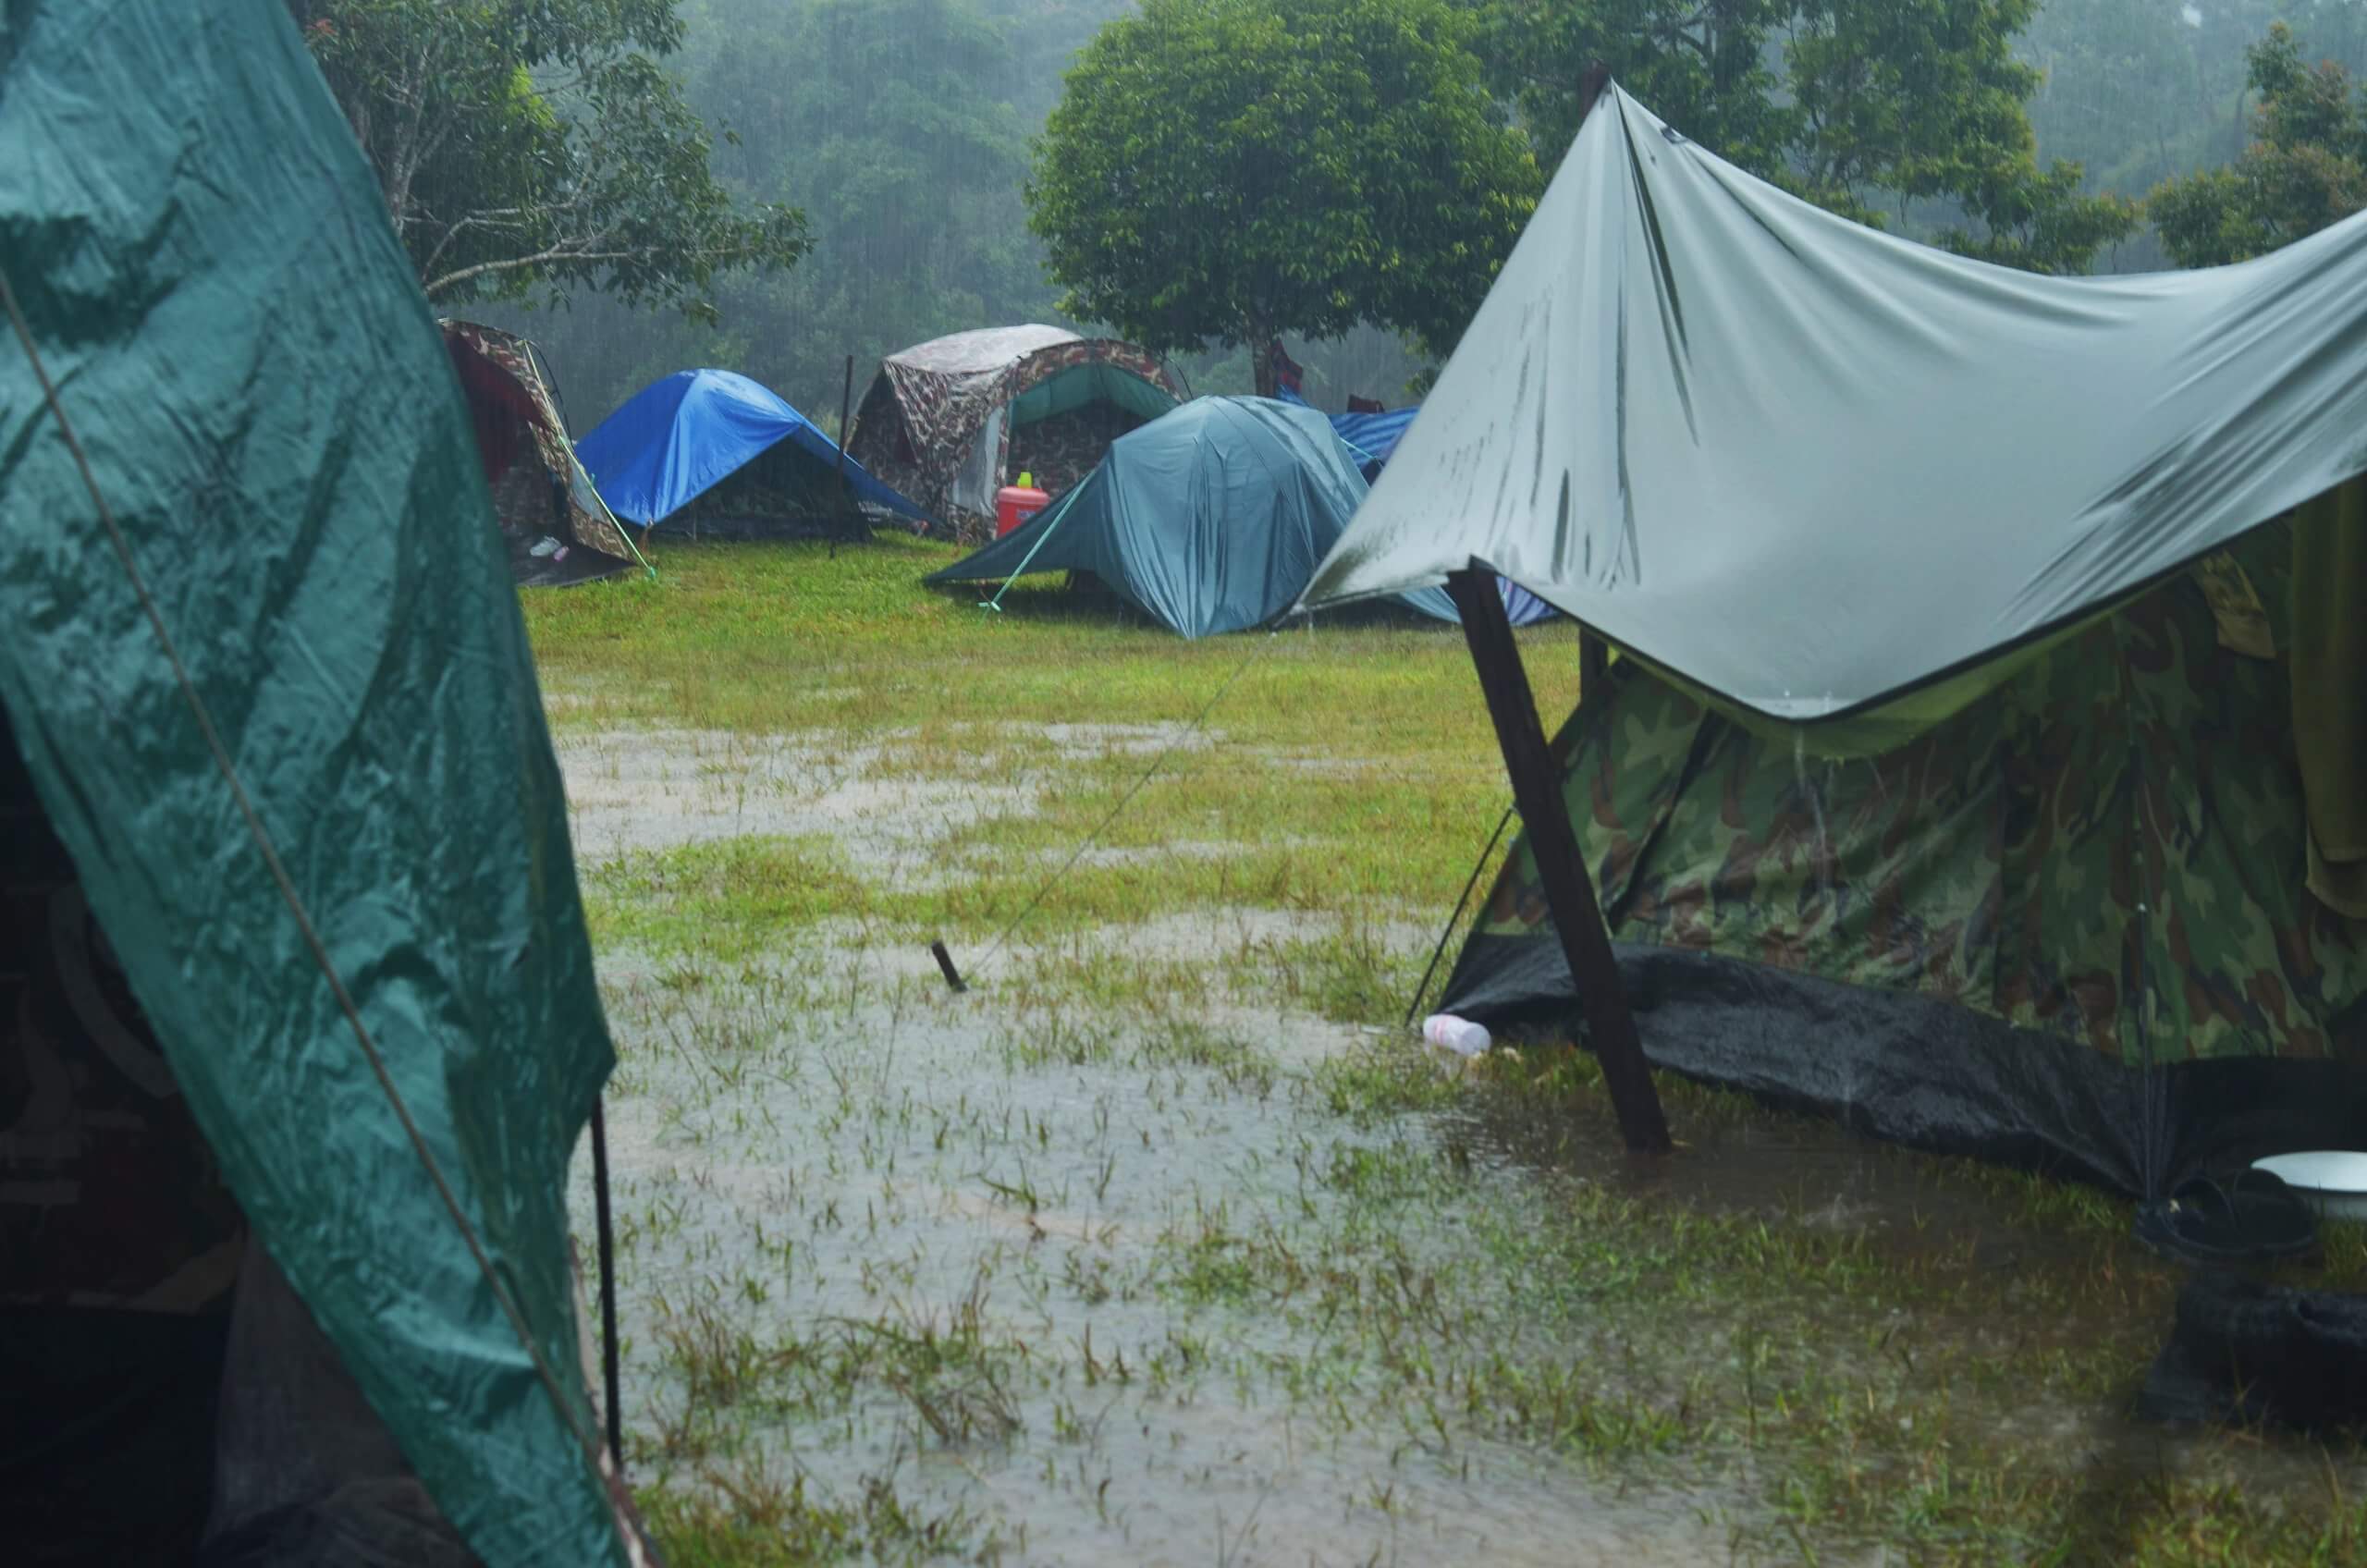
[1010,361,1179,428]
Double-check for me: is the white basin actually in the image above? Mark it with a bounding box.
[2250,1151,2367,1222]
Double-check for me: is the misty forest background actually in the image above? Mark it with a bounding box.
[457,0,2367,436]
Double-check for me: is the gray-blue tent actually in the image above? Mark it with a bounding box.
[926,397,1473,638]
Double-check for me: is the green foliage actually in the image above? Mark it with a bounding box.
[682,0,1060,415]
[1470,0,1791,174]
[2152,21,2367,266]
[1026,0,1540,384]
[485,0,1091,423]
[289,0,807,314]
[1474,0,2138,275]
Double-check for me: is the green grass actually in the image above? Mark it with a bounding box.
[531,539,2365,1567]
[533,538,1554,968]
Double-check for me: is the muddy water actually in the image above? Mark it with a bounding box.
[558,725,1784,1562]
[581,958,1772,1565]
[559,726,2361,1563]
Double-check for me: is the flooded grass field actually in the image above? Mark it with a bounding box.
[526,541,2367,1566]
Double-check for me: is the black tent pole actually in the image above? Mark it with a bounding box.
[1446,563,1670,1155]
[831,353,856,560]
[589,1096,624,1470]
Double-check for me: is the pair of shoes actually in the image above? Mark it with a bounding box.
[2133,1168,2317,1264]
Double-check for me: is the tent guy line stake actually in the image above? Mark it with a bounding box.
[968,639,1271,979]
[981,484,1085,611]
[930,939,968,993]
[831,351,855,560]
[0,268,634,1520]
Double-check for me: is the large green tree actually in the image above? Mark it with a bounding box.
[1027,0,1540,392]
[1474,0,2139,275]
[288,0,806,314]
[2151,21,2367,267]
[1467,0,1790,174]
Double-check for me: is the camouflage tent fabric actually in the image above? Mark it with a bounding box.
[1444,529,2367,1192]
[849,325,1182,542]
[440,321,642,588]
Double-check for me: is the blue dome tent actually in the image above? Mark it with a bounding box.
[578,368,926,535]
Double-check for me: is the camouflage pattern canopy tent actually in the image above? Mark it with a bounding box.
[441,321,645,588]
[1441,521,2367,1193]
[847,325,1182,541]
[1304,83,2367,1194]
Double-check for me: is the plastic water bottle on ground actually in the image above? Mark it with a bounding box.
[1422,1013,1490,1059]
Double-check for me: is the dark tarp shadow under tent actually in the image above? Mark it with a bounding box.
[440,321,649,587]
[926,396,1550,639]
[1299,83,2367,1204]
[576,367,926,541]
[847,325,1184,543]
[1,1,651,1562]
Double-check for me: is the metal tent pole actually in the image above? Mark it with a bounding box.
[1446,564,1670,1155]
[831,353,856,559]
[589,1096,624,1469]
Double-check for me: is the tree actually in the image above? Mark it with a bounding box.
[288,0,807,315]
[1469,0,1790,176]
[1473,0,2138,276]
[1026,0,1540,393]
[2151,21,2367,267]
[686,0,1053,416]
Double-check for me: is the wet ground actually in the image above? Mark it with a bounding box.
[558,722,2366,1566]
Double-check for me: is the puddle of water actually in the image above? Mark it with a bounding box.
[1445,1064,2367,1513]
[572,958,1783,1563]
[1036,722,1220,762]
[557,727,1036,873]
[557,720,2366,1563]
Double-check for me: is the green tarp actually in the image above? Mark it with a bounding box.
[0,3,627,1564]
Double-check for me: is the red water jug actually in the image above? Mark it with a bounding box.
[995,472,1049,537]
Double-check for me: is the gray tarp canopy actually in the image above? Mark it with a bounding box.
[1300,84,2367,725]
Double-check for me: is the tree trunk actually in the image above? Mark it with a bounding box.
[1249,318,1275,398]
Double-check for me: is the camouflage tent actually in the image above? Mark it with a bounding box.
[847,325,1182,542]
[441,321,646,587]
[1439,521,2367,1192]
[1305,84,2367,1194]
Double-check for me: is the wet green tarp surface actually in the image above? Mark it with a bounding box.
[0,3,626,1563]
[1302,84,2367,727]
[928,396,1457,637]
